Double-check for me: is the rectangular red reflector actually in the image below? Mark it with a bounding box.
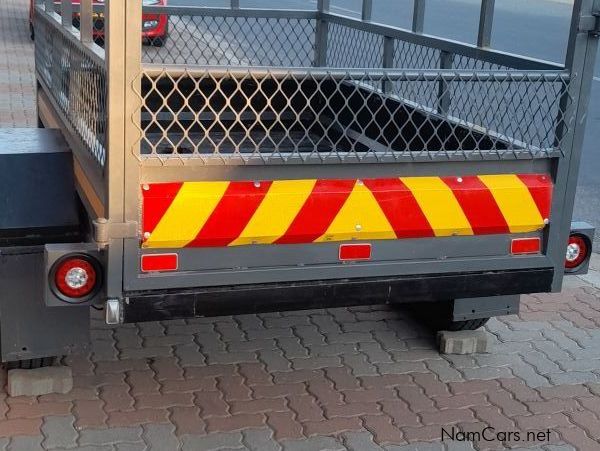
[339,243,372,261]
[141,253,178,272]
[511,238,541,255]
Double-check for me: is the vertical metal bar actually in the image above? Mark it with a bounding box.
[412,0,425,33]
[382,36,395,93]
[104,0,130,299]
[362,0,373,21]
[61,0,73,27]
[477,0,495,47]
[437,50,453,115]
[80,0,93,43]
[547,0,599,291]
[231,0,240,8]
[314,0,330,67]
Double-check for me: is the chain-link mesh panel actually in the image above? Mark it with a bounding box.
[35,10,107,167]
[134,68,571,164]
[327,23,383,68]
[142,14,316,67]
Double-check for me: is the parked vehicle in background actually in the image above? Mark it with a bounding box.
[28,0,169,46]
[3,0,597,369]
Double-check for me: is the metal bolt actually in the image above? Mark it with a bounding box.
[357,179,364,185]
[457,177,463,183]
[355,224,362,231]
[543,218,550,225]
[142,184,150,191]
[254,181,261,188]
[143,232,151,239]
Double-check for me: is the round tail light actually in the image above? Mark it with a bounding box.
[565,234,589,270]
[50,255,101,302]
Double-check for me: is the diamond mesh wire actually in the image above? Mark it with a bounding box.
[135,68,571,164]
[142,15,316,67]
[36,10,107,167]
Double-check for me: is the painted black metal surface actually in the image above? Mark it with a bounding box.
[0,128,80,246]
[123,268,554,323]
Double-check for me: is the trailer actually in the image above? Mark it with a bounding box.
[1,0,598,367]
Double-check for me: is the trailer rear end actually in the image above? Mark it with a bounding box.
[4,0,598,365]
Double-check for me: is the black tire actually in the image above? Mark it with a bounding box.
[151,34,167,47]
[446,318,490,331]
[6,357,56,371]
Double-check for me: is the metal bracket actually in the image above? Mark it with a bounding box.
[93,218,138,245]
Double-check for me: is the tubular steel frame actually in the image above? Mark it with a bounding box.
[34,0,599,299]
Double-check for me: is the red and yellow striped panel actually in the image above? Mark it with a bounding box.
[141,174,553,249]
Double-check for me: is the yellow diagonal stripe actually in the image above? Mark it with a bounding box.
[230,180,317,246]
[402,177,473,237]
[478,174,544,233]
[316,182,396,242]
[144,182,229,248]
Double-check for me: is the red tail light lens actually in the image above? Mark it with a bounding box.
[565,234,589,270]
[52,256,100,300]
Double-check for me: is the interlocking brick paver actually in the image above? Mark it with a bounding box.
[142,423,180,450]
[242,428,282,451]
[41,415,78,449]
[78,426,143,446]
[205,413,266,433]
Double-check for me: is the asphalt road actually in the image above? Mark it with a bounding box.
[169,0,600,246]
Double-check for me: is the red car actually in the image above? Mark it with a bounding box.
[29,0,169,47]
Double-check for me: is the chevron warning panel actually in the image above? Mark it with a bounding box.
[141,174,552,249]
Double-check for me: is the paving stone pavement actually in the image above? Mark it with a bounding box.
[3,0,600,450]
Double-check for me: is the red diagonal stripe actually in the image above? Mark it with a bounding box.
[142,183,183,235]
[442,176,509,235]
[517,174,553,220]
[275,179,356,245]
[363,178,434,238]
[187,181,272,247]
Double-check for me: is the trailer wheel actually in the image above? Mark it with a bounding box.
[446,318,490,331]
[6,357,56,370]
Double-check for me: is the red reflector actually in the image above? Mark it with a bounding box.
[339,244,372,261]
[511,238,541,255]
[141,254,178,272]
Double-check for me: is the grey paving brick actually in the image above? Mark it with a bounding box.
[531,340,574,362]
[247,328,295,340]
[114,443,148,451]
[391,349,443,362]
[293,325,326,346]
[557,358,600,372]
[547,371,600,385]
[425,359,465,383]
[215,323,246,342]
[196,333,228,352]
[371,330,409,351]
[79,427,143,446]
[341,353,379,376]
[242,428,281,451]
[7,436,43,451]
[206,351,257,365]
[181,432,244,451]
[343,320,389,333]
[508,362,551,388]
[120,346,173,360]
[377,361,428,375]
[326,332,375,344]
[234,314,264,331]
[276,337,309,359]
[281,436,345,451]
[41,415,78,449]
[311,315,343,334]
[138,322,165,338]
[291,356,342,370]
[358,342,394,364]
[460,366,514,380]
[258,349,291,372]
[264,316,311,329]
[343,431,385,451]
[174,343,206,367]
[143,423,180,451]
[307,343,357,357]
[232,339,278,353]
